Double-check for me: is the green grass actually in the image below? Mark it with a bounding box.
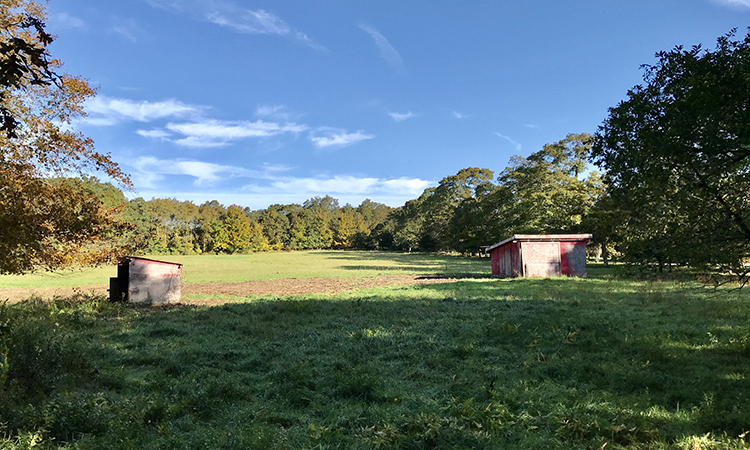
[0,251,489,289]
[1,269,749,449]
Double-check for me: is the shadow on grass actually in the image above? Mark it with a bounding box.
[1,277,748,449]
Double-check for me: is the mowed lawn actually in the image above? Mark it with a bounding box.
[0,251,489,289]
[1,254,749,449]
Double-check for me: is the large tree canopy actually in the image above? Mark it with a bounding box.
[0,0,131,274]
[490,133,601,238]
[593,29,750,276]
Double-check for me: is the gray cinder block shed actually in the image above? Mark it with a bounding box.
[486,234,592,278]
[110,257,182,305]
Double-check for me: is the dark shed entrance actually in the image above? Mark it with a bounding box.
[110,257,183,305]
[486,234,592,278]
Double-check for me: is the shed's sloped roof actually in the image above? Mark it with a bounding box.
[123,256,183,267]
[487,234,592,252]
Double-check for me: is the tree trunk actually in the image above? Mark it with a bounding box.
[602,243,609,267]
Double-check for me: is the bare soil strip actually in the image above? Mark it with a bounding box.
[0,274,456,304]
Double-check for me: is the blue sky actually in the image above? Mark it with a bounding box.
[48,0,749,209]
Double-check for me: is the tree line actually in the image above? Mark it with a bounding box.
[71,179,394,255]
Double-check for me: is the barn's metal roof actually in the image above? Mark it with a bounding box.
[486,234,592,252]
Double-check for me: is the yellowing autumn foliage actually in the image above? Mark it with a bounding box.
[0,0,132,274]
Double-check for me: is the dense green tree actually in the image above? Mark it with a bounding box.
[593,29,750,276]
[121,197,160,253]
[287,197,335,249]
[332,210,369,249]
[391,197,426,252]
[304,195,340,213]
[145,198,199,254]
[420,168,495,251]
[581,191,626,265]
[213,205,254,254]
[56,176,128,210]
[259,205,290,250]
[494,133,601,236]
[356,199,392,230]
[449,180,498,253]
[194,201,226,254]
[368,220,395,250]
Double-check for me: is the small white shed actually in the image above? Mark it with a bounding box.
[110,257,182,305]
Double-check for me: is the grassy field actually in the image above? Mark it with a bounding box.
[1,256,749,449]
[0,251,489,289]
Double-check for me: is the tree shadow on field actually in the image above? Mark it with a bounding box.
[122,279,750,440]
[158,278,750,443]
[3,277,749,448]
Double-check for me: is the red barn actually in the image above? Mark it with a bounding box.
[486,234,592,278]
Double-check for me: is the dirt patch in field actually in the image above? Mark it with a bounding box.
[182,274,457,305]
[0,285,110,303]
[0,274,458,304]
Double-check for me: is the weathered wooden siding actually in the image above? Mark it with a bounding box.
[488,234,590,278]
[128,258,182,305]
[560,241,587,277]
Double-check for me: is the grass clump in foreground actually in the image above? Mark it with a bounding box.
[1,278,750,449]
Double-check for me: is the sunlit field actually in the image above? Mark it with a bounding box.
[0,251,489,289]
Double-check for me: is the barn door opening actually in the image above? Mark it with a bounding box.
[522,241,561,277]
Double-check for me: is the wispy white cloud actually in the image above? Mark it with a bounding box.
[381,178,432,194]
[523,123,539,129]
[127,158,432,208]
[109,18,145,43]
[50,13,86,30]
[243,175,431,198]
[494,132,522,152]
[389,111,415,122]
[136,129,172,140]
[260,176,380,194]
[87,95,373,152]
[164,119,308,148]
[112,25,137,42]
[309,127,375,148]
[206,9,289,35]
[131,156,253,187]
[145,0,325,50]
[452,111,466,119]
[709,0,750,8]
[84,96,202,125]
[255,104,300,121]
[359,24,404,71]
